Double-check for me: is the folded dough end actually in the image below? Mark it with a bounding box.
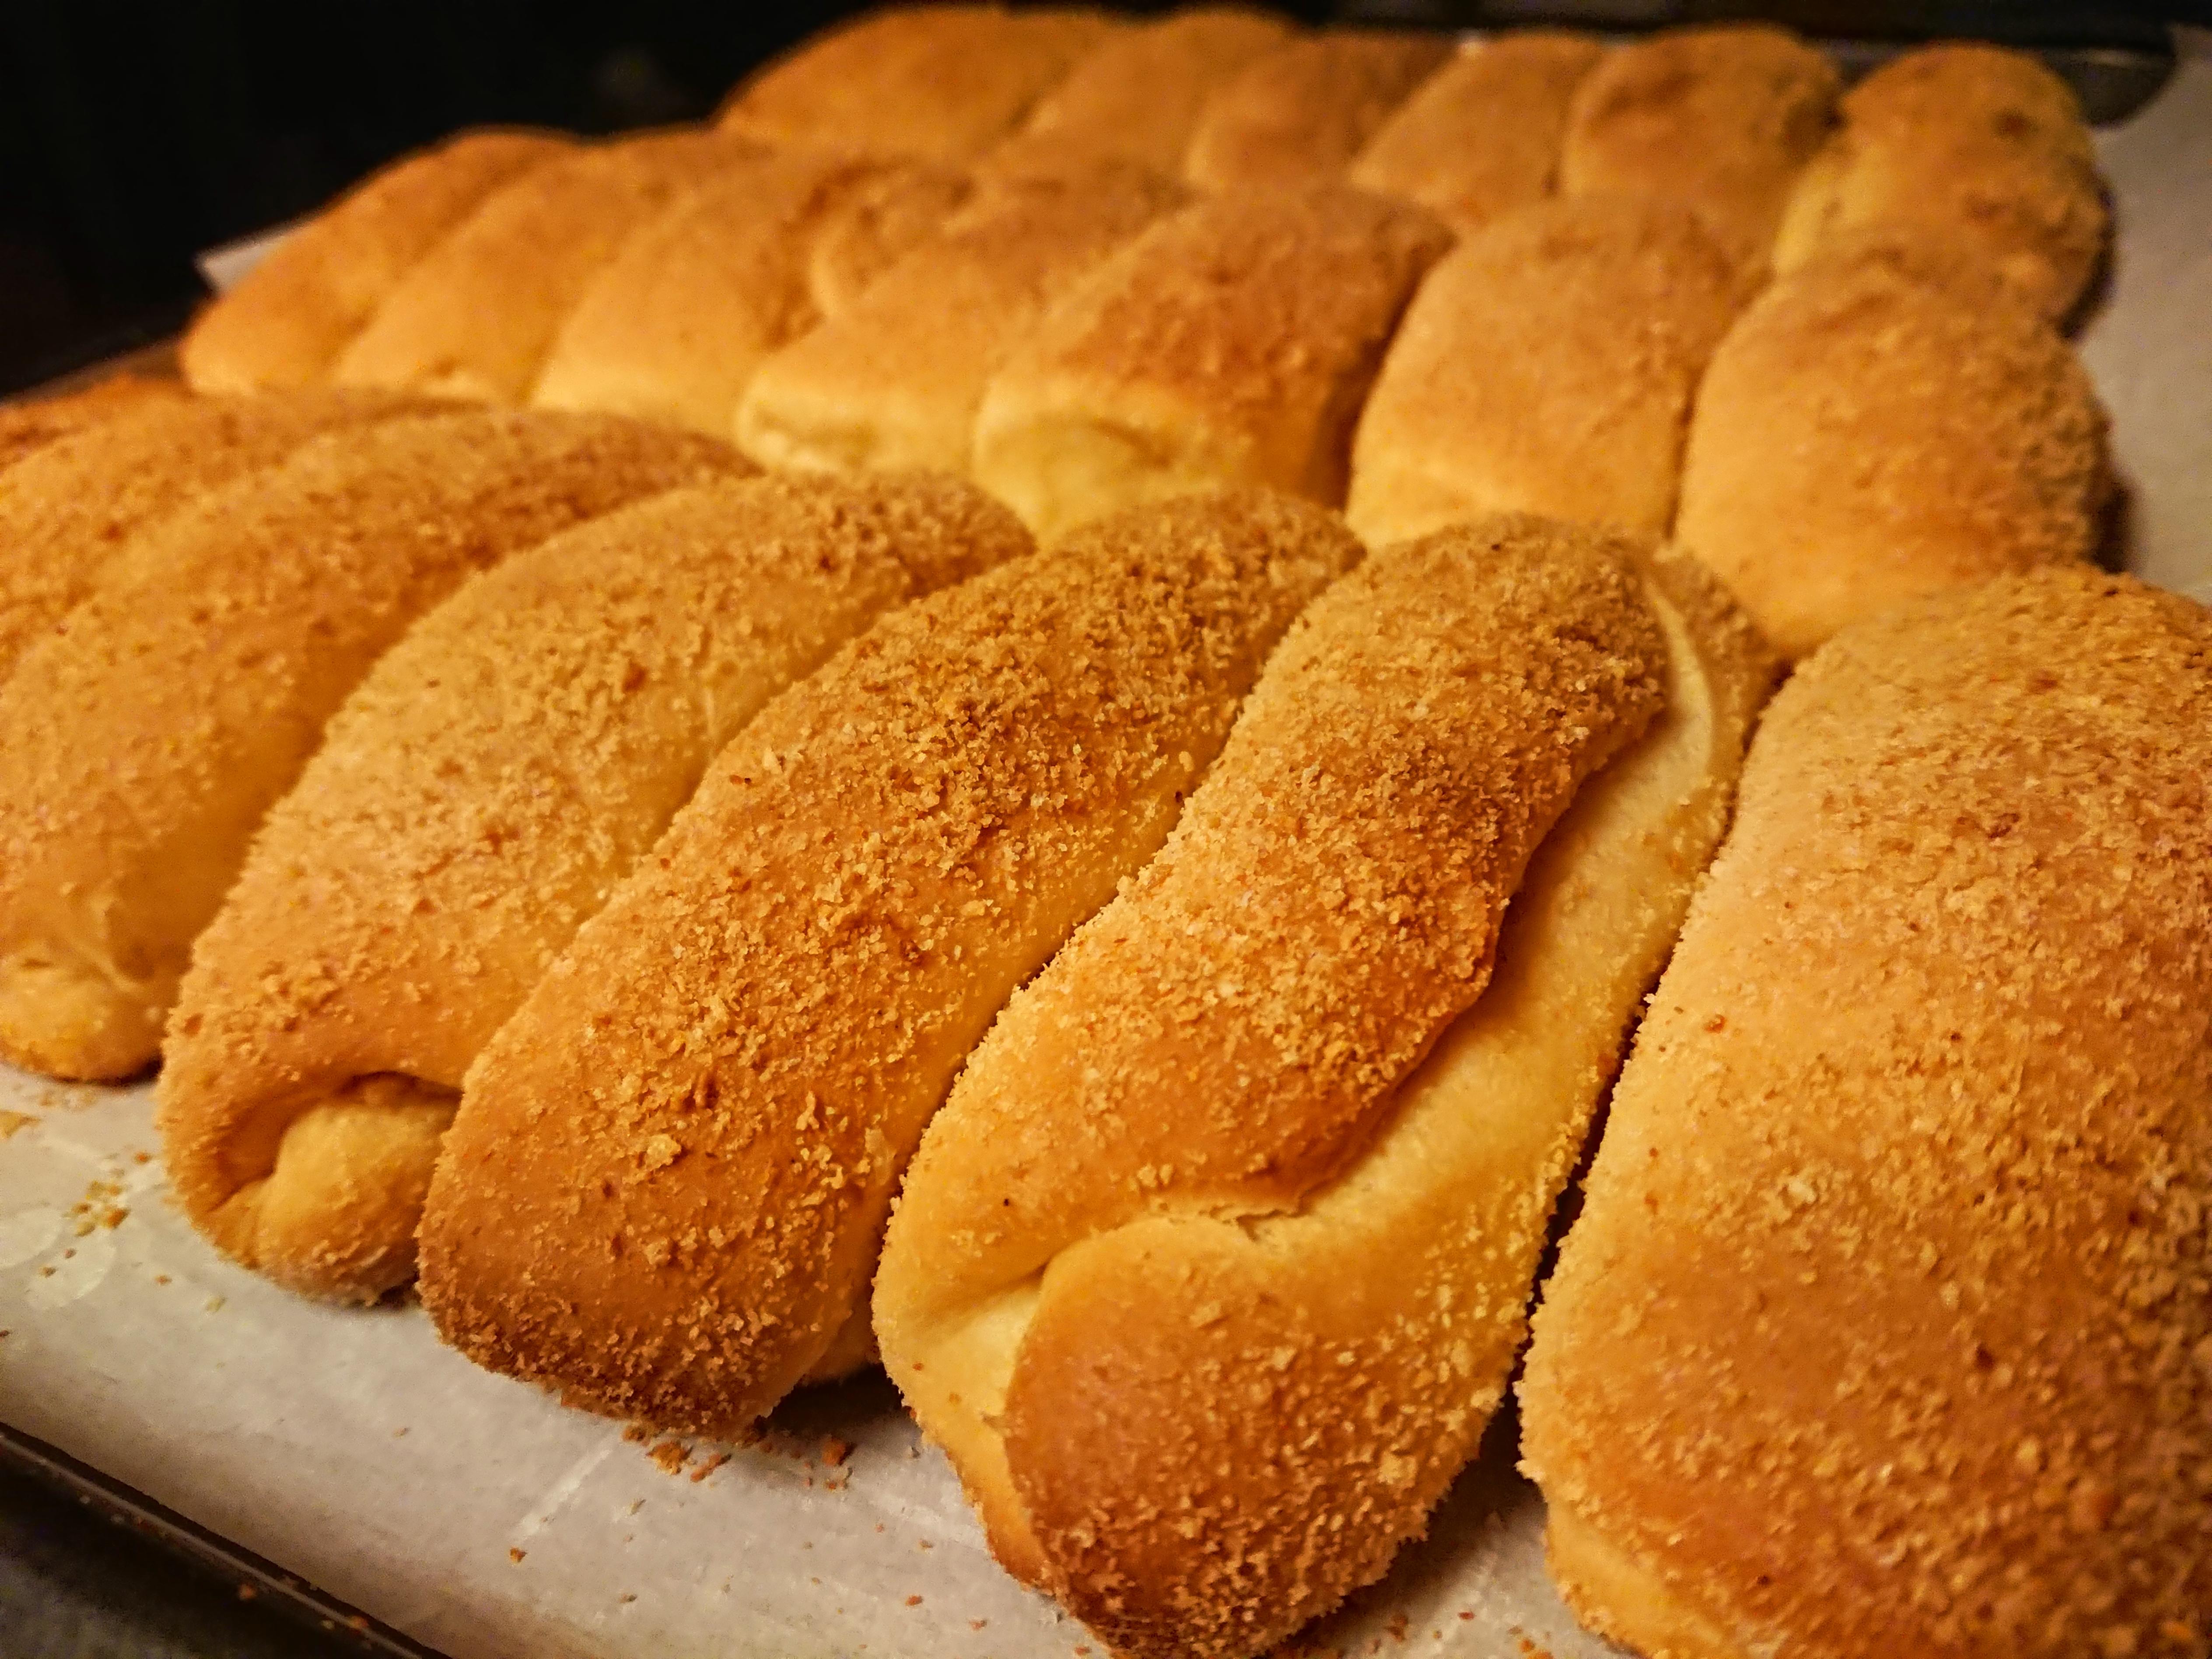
[0,945,164,1082]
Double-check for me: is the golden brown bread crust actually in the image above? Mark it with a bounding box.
[1348,32,1604,234]
[179,130,575,393]
[330,129,754,402]
[1183,29,1453,190]
[1346,194,1746,546]
[531,152,968,433]
[0,410,743,1083]
[0,388,428,682]
[1561,24,1839,270]
[733,160,1186,476]
[1774,42,2107,327]
[718,6,1120,162]
[1674,249,2109,660]
[0,373,187,474]
[158,474,1026,1302]
[415,490,1363,1437]
[1519,567,2212,1659]
[972,184,1451,541]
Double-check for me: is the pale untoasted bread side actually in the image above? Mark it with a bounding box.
[0,410,744,1083]
[1561,24,1838,271]
[973,185,1451,541]
[158,474,1025,1303]
[416,491,1363,1437]
[1519,568,2212,1659]
[180,130,574,392]
[1347,195,1746,546]
[0,373,187,474]
[1348,32,1603,233]
[1184,30,1453,190]
[1674,250,2109,659]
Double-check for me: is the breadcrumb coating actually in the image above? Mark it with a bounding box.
[1183,30,1453,191]
[0,372,185,474]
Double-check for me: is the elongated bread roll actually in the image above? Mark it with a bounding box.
[877,519,1774,1659]
[1348,32,1603,233]
[1183,30,1453,191]
[0,410,743,1083]
[972,185,1450,541]
[1520,569,2212,1659]
[179,130,575,393]
[1346,195,1745,547]
[1675,250,2109,659]
[416,491,1363,1436]
[0,372,186,474]
[330,129,753,402]
[531,152,967,434]
[734,161,1185,476]
[1774,42,2107,326]
[718,6,1119,162]
[1561,24,1838,269]
[0,388,427,681]
[159,474,1027,1302]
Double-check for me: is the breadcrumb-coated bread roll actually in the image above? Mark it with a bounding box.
[1561,24,1838,270]
[532,152,968,434]
[416,490,1362,1437]
[0,388,428,682]
[158,474,1027,1303]
[330,128,754,403]
[1348,32,1604,234]
[972,185,1450,541]
[0,410,744,1083]
[1183,30,1453,191]
[718,5,1120,162]
[179,130,575,393]
[1774,42,2107,327]
[1674,248,2109,659]
[0,372,186,474]
[1346,195,1746,547]
[734,160,1185,476]
[877,520,1775,1659]
[1520,568,2212,1659]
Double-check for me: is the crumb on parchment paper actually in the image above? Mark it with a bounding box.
[508,1548,525,1563]
[0,1110,35,1139]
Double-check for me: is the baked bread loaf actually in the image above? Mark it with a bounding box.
[1183,30,1453,191]
[1520,568,2212,1659]
[875,518,1774,1659]
[1561,24,1839,270]
[330,129,753,402]
[1346,194,1745,547]
[179,130,574,393]
[718,5,1119,162]
[972,184,1450,541]
[0,410,742,1082]
[1348,31,1603,234]
[734,160,1185,476]
[0,372,187,474]
[1674,248,2109,659]
[159,474,1027,1302]
[531,151,968,433]
[0,388,427,681]
[1774,42,2107,326]
[416,491,1362,1436]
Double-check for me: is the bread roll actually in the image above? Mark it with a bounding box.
[734,160,1185,476]
[330,129,752,402]
[0,388,427,682]
[718,6,1119,162]
[0,372,186,473]
[972,185,1451,541]
[531,151,967,434]
[159,474,1028,1303]
[0,410,743,1082]
[876,519,1774,1659]
[1345,195,1745,547]
[1774,42,2107,326]
[1183,30,1453,191]
[179,130,574,393]
[1520,568,2212,1659]
[1348,32,1603,234]
[1674,249,2109,659]
[1561,24,1839,269]
[416,491,1363,1436]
